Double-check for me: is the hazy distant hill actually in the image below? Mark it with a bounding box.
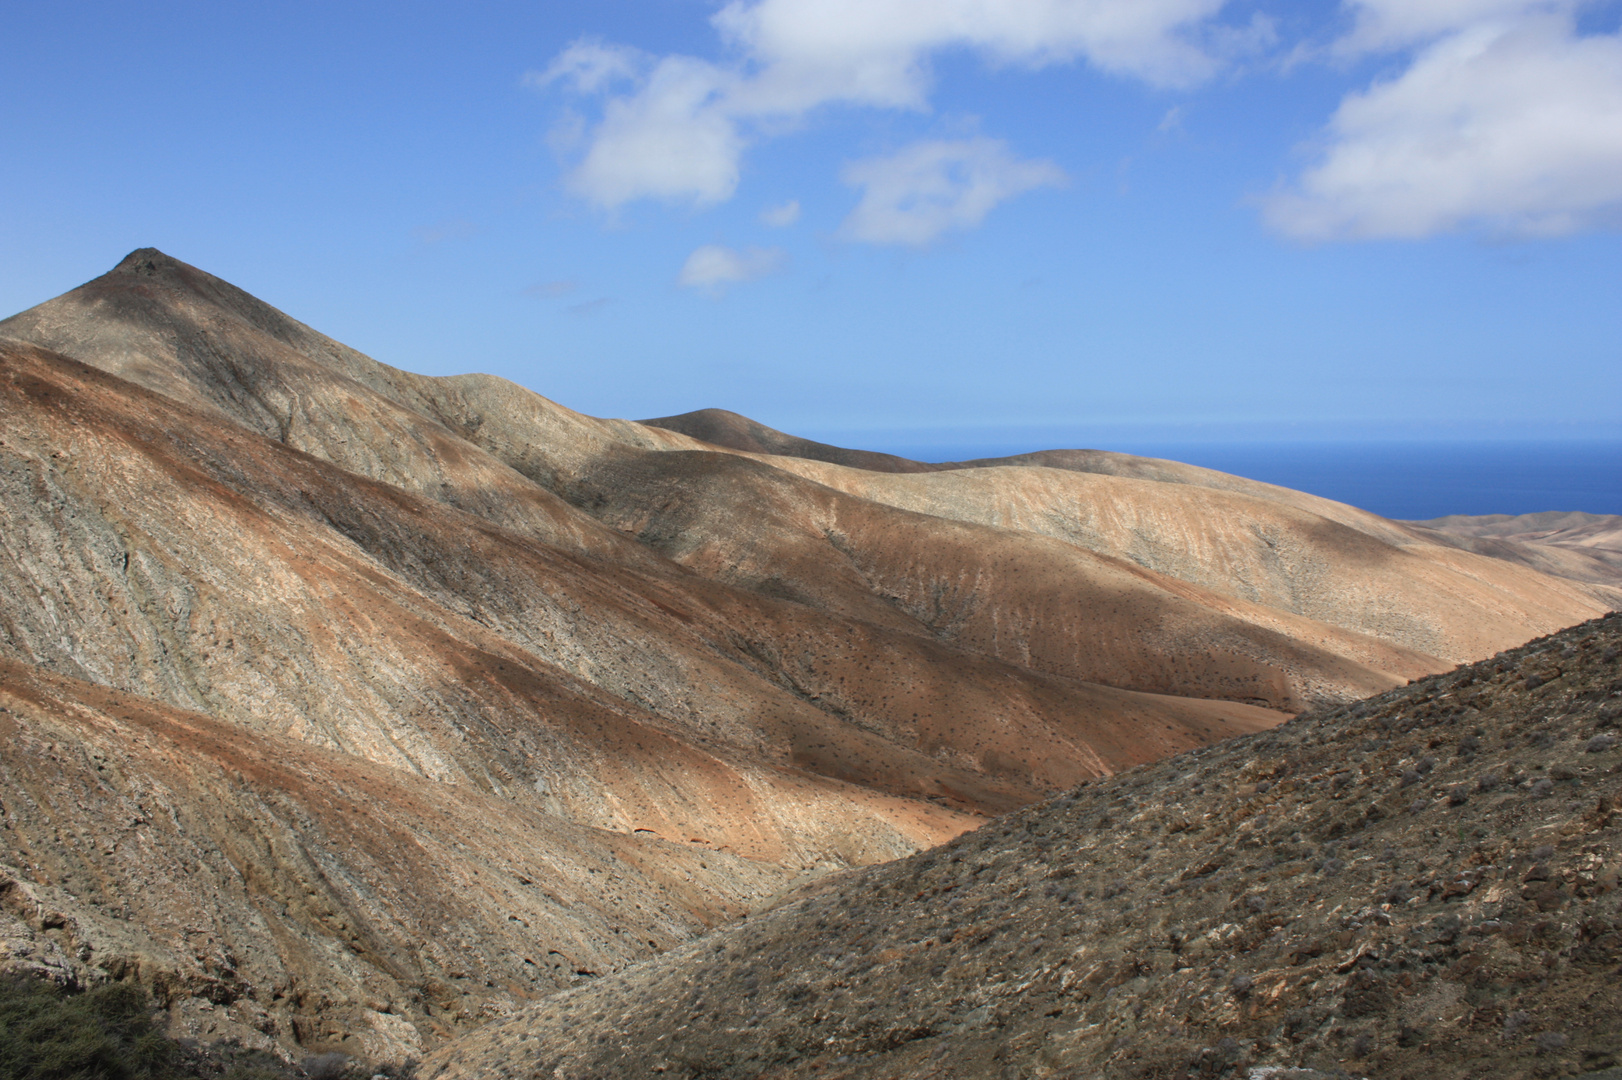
[1410,511,1622,589]
[0,249,1614,1062]
[642,408,946,474]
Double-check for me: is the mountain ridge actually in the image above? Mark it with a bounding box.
[0,248,1615,1064]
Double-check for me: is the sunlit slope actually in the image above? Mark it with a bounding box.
[0,657,786,1062]
[736,456,1621,664]
[1411,511,1622,589]
[4,338,1170,842]
[4,248,1450,715]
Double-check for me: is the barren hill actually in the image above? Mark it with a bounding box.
[640,408,944,474]
[0,249,1615,1063]
[1410,512,1622,590]
[426,613,1622,1080]
[645,414,1622,664]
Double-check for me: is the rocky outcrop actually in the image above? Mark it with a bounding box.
[425,613,1622,1080]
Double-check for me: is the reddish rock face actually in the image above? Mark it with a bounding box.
[0,249,1612,1062]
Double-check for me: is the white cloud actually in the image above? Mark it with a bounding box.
[677,244,789,291]
[538,0,1239,212]
[1266,12,1622,239]
[567,57,744,207]
[529,39,646,93]
[714,0,1231,108]
[1334,0,1577,53]
[761,198,802,226]
[840,138,1065,245]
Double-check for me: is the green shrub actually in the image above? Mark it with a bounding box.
[0,973,408,1080]
[0,974,174,1080]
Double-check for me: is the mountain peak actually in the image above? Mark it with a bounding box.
[113,246,184,277]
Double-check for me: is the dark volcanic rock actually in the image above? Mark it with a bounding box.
[426,612,1622,1080]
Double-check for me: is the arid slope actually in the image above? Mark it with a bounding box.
[1412,512,1622,589]
[0,249,1507,713]
[0,657,784,1062]
[642,412,1622,664]
[641,407,942,474]
[426,614,1622,1080]
[733,457,1621,666]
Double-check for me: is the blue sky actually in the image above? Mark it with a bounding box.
[3,0,1620,453]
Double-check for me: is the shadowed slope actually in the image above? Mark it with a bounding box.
[424,613,1622,1080]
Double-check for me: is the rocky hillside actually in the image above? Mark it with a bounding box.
[0,657,783,1063]
[427,612,1622,1080]
[0,249,1615,1064]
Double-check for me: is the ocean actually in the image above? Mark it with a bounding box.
[869,439,1622,521]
